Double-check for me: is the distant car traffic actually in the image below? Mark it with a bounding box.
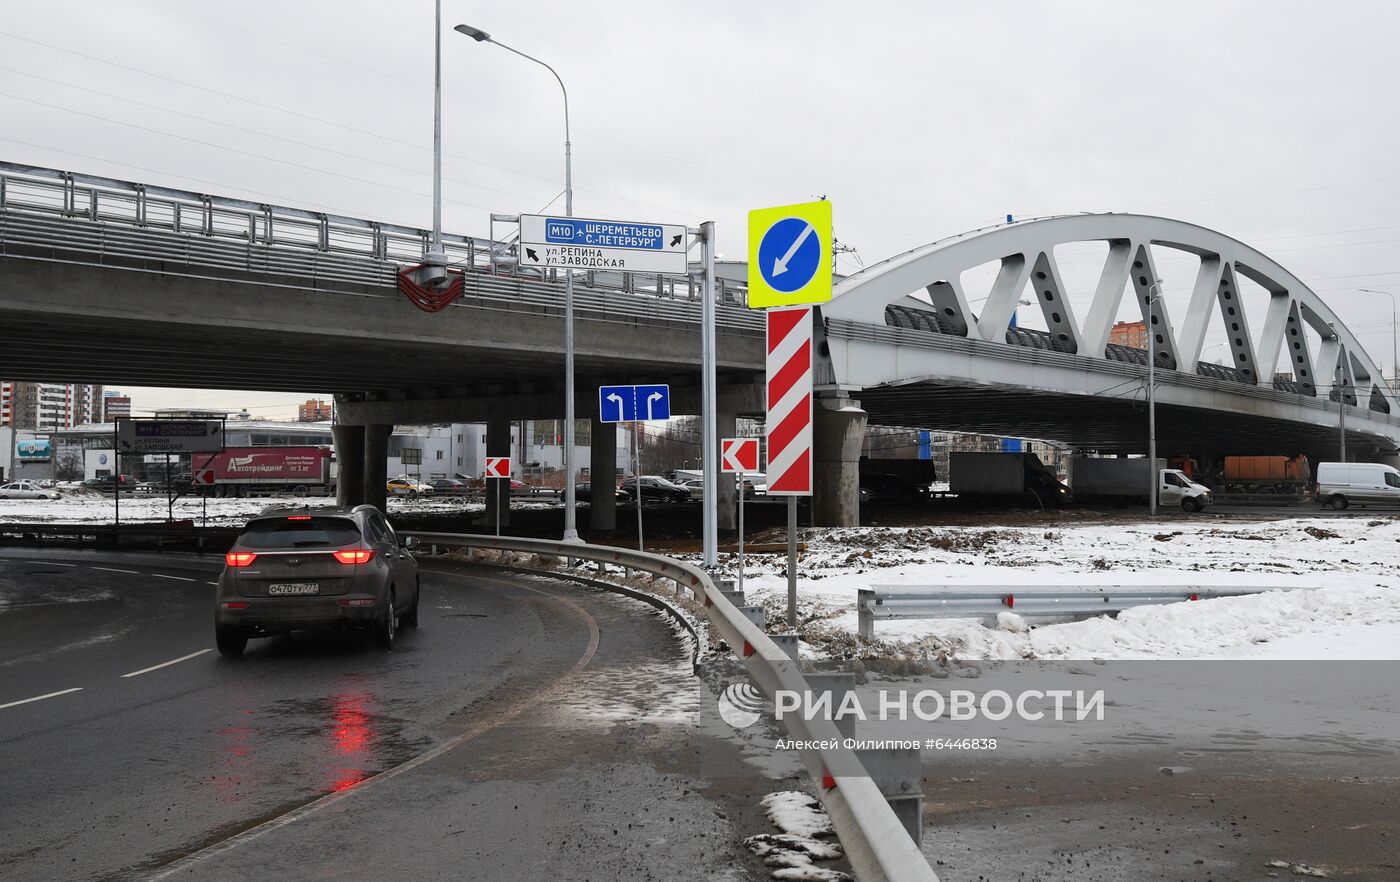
[82,475,135,494]
[677,477,760,500]
[0,480,60,500]
[859,473,924,505]
[560,481,628,501]
[619,476,690,504]
[428,478,469,496]
[386,477,434,499]
[214,505,421,656]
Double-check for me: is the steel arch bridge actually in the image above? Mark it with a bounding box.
[817,214,1400,457]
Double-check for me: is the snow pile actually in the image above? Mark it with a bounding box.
[744,791,849,881]
[698,516,1400,660]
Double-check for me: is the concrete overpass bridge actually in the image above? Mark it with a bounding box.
[2,162,1396,526]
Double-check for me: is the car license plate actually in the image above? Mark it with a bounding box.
[267,583,319,595]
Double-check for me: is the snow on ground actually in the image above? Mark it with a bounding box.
[0,493,560,526]
[711,517,1400,661]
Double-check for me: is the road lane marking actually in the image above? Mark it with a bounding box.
[0,687,83,710]
[91,566,139,575]
[120,649,213,678]
[206,582,219,586]
[143,569,600,880]
[151,574,197,583]
[26,560,77,567]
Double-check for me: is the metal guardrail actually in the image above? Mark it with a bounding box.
[405,531,941,882]
[0,162,763,331]
[857,584,1270,639]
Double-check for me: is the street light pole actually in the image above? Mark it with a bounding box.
[1146,281,1165,517]
[1359,288,1397,389]
[456,23,580,541]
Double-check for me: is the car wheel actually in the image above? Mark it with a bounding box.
[1329,495,1349,511]
[216,627,247,657]
[1181,497,1199,513]
[402,579,420,629]
[375,588,397,650]
[407,490,419,500]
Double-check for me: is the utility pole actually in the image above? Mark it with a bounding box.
[1147,282,1164,517]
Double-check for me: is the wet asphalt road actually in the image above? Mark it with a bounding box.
[0,550,773,882]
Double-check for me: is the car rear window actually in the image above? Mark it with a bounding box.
[238,517,362,549]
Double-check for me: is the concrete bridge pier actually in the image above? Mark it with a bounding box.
[333,424,366,508]
[362,424,390,513]
[590,418,616,532]
[717,409,738,534]
[813,396,867,527]
[486,418,512,529]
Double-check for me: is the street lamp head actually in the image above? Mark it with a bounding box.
[454,24,491,42]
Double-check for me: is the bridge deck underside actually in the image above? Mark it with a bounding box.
[858,380,1384,458]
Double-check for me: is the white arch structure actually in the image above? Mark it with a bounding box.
[818,213,1400,453]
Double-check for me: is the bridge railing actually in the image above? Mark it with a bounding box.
[405,531,941,882]
[0,161,752,308]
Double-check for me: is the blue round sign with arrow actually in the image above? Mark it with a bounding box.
[758,217,822,293]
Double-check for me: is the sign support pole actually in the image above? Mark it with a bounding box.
[634,421,644,551]
[737,473,745,595]
[495,476,502,537]
[700,220,718,568]
[113,420,120,535]
[786,496,797,627]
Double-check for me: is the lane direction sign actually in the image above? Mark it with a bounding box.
[747,200,833,308]
[485,457,512,480]
[598,384,671,423]
[520,214,688,274]
[720,438,760,474]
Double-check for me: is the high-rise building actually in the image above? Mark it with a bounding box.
[1108,320,1148,349]
[102,391,132,422]
[0,382,102,429]
[298,399,333,422]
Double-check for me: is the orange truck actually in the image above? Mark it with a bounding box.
[1221,455,1310,494]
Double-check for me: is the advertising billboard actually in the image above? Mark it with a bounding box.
[17,439,52,461]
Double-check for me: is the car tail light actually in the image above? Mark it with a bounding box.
[225,552,257,567]
[337,599,377,607]
[222,601,250,610]
[333,549,375,565]
[287,515,312,520]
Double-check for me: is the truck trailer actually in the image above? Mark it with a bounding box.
[1220,455,1310,494]
[948,452,1070,505]
[1069,457,1213,512]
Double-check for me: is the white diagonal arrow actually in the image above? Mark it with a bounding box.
[771,222,815,277]
[646,391,664,419]
[722,445,743,472]
[606,392,626,421]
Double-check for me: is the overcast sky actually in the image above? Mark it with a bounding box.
[4,0,1399,418]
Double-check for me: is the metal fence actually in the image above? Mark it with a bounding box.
[857,584,1272,639]
[0,162,758,315]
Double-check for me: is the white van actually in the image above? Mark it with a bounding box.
[1315,462,1400,510]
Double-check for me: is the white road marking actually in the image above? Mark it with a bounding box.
[206,581,219,586]
[151,574,197,583]
[91,566,139,575]
[0,687,83,710]
[26,560,77,567]
[120,649,213,678]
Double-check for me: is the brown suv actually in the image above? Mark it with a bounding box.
[214,505,421,656]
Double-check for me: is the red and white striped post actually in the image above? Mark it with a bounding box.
[765,305,813,625]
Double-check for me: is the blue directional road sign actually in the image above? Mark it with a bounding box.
[747,200,833,308]
[634,384,671,420]
[598,384,671,423]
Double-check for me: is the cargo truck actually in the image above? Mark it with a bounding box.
[196,446,337,497]
[948,452,1070,505]
[1220,455,1310,494]
[1069,457,1213,512]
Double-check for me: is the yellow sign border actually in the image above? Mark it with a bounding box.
[747,200,832,309]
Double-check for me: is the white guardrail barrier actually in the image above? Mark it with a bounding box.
[406,532,941,882]
[857,584,1268,640]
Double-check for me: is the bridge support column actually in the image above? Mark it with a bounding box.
[334,424,365,508]
[362,424,391,513]
[486,418,511,529]
[589,418,616,533]
[813,397,867,527]
[717,409,738,534]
